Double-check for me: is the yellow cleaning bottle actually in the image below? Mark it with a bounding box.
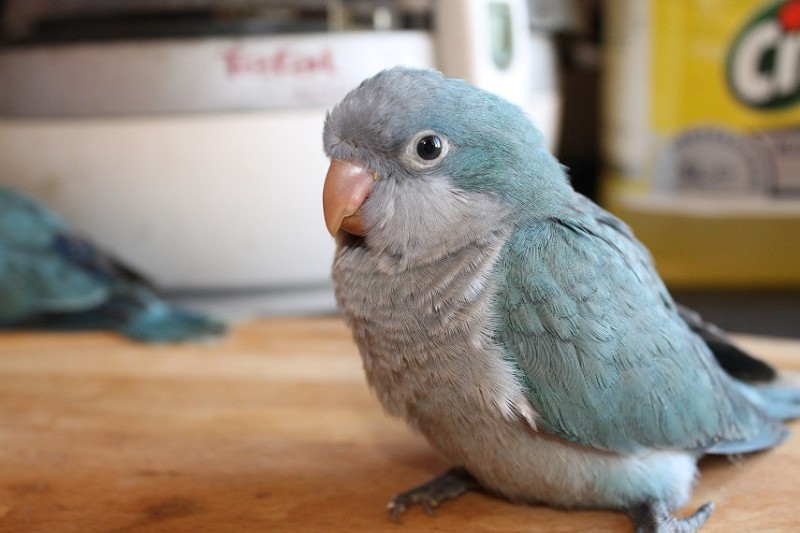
[602,0,800,288]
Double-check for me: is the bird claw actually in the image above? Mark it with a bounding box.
[629,500,715,533]
[387,491,439,523]
[386,467,480,523]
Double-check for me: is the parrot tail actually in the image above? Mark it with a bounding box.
[702,370,800,456]
[677,304,778,383]
[106,285,227,342]
[23,285,227,343]
[736,380,800,422]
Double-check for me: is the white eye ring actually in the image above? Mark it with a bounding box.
[403,130,450,170]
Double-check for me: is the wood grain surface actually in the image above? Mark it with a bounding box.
[0,316,798,532]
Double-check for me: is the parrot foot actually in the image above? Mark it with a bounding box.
[387,467,480,523]
[628,500,714,533]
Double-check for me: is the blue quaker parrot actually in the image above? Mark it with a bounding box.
[0,186,226,342]
[321,68,800,532]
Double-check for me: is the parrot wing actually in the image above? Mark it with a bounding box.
[570,192,780,385]
[495,195,788,454]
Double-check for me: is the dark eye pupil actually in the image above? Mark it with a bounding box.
[416,135,442,160]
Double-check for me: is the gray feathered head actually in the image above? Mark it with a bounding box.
[322,67,571,255]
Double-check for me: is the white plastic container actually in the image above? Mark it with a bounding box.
[0,31,435,315]
[0,1,562,313]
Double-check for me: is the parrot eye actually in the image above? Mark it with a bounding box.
[416,135,442,160]
[404,130,450,170]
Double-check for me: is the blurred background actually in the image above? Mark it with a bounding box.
[0,0,798,337]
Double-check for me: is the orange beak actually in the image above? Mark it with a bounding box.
[322,158,375,237]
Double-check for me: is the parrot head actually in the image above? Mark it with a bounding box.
[322,67,571,258]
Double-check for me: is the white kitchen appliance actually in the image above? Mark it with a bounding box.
[0,0,563,315]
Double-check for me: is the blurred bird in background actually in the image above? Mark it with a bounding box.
[0,186,226,342]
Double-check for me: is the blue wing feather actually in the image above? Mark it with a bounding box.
[496,194,787,454]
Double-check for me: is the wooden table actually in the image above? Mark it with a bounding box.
[0,317,798,532]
